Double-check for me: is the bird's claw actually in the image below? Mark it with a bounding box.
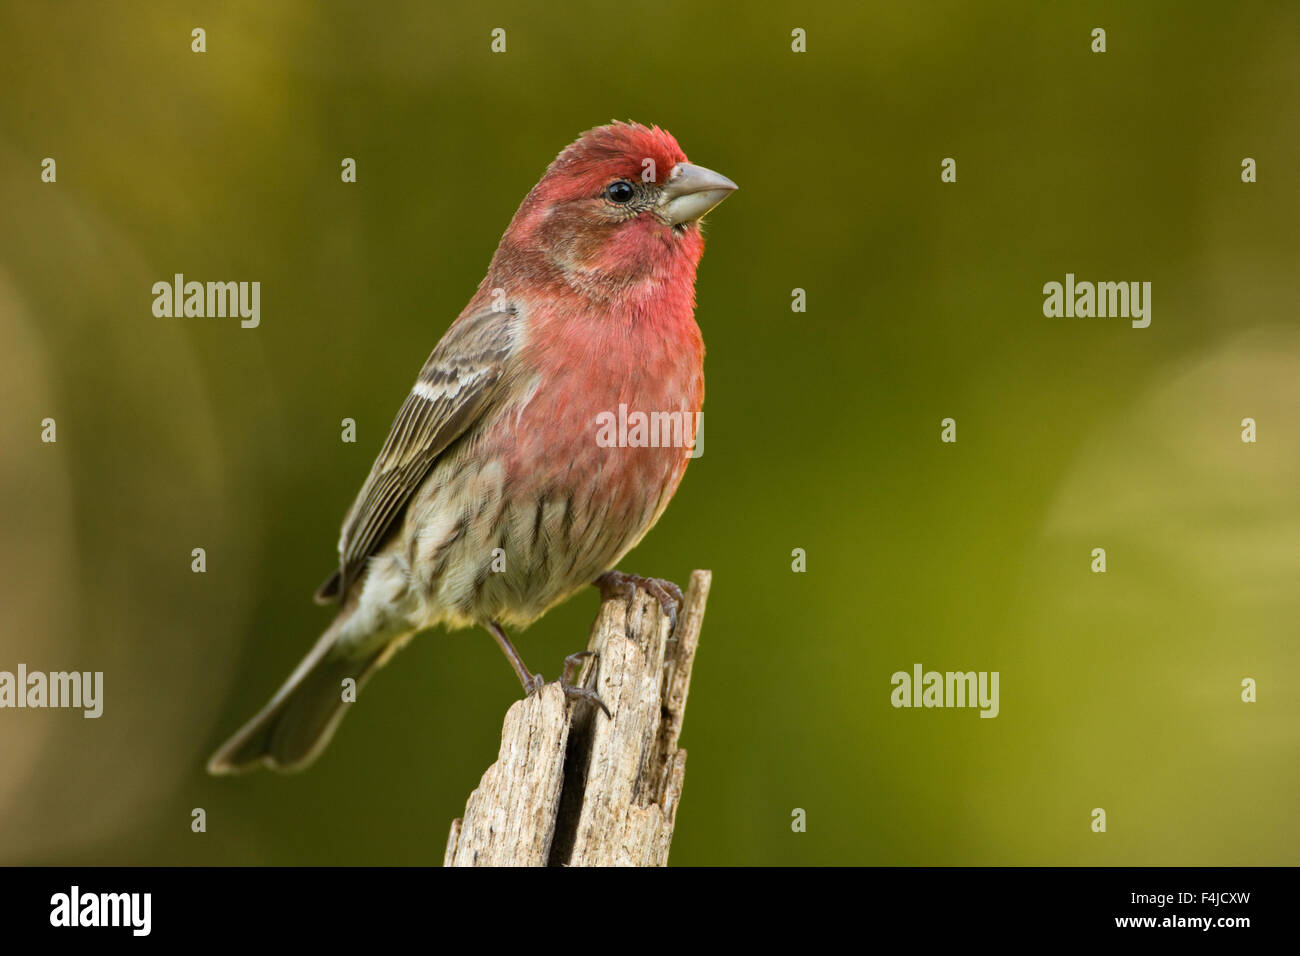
[595,570,684,636]
[519,653,610,717]
[561,683,611,718]
[561,651,610,718]
[512,650,608,718]
[563,651,593,685]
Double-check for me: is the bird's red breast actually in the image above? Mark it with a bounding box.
[470,123,708,542]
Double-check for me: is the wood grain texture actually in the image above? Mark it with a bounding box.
[444,569,711,867]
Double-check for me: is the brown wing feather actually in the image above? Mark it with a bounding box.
[315,305,520,603]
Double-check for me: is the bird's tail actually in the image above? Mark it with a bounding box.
[207,617,406,775]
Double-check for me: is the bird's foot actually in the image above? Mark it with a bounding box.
[559,651,610,717]
[519,654,610,718]
[595,570,684,636]
[522,672,547,696]
[491,621,608,716]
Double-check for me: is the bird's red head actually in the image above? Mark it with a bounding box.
[494,122,737,295]
[542,122,691,200]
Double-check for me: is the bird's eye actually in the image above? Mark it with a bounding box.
[605,180,635,204]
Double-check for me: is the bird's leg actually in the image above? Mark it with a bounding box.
[487,620,543,694]
[595,570,684,636]
[486,622,611,717]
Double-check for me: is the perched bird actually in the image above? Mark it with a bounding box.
[208,122,736,774]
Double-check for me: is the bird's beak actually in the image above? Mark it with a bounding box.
[657,162,738,226]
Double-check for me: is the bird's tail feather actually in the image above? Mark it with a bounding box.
[207,618,404,775]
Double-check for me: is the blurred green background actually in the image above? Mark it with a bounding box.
[1,0,1297,865]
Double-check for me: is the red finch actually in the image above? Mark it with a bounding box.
[209,122,736,773]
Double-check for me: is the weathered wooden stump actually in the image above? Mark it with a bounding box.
[444,569,711,866]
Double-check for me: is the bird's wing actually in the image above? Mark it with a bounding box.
[315,305,521,603]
